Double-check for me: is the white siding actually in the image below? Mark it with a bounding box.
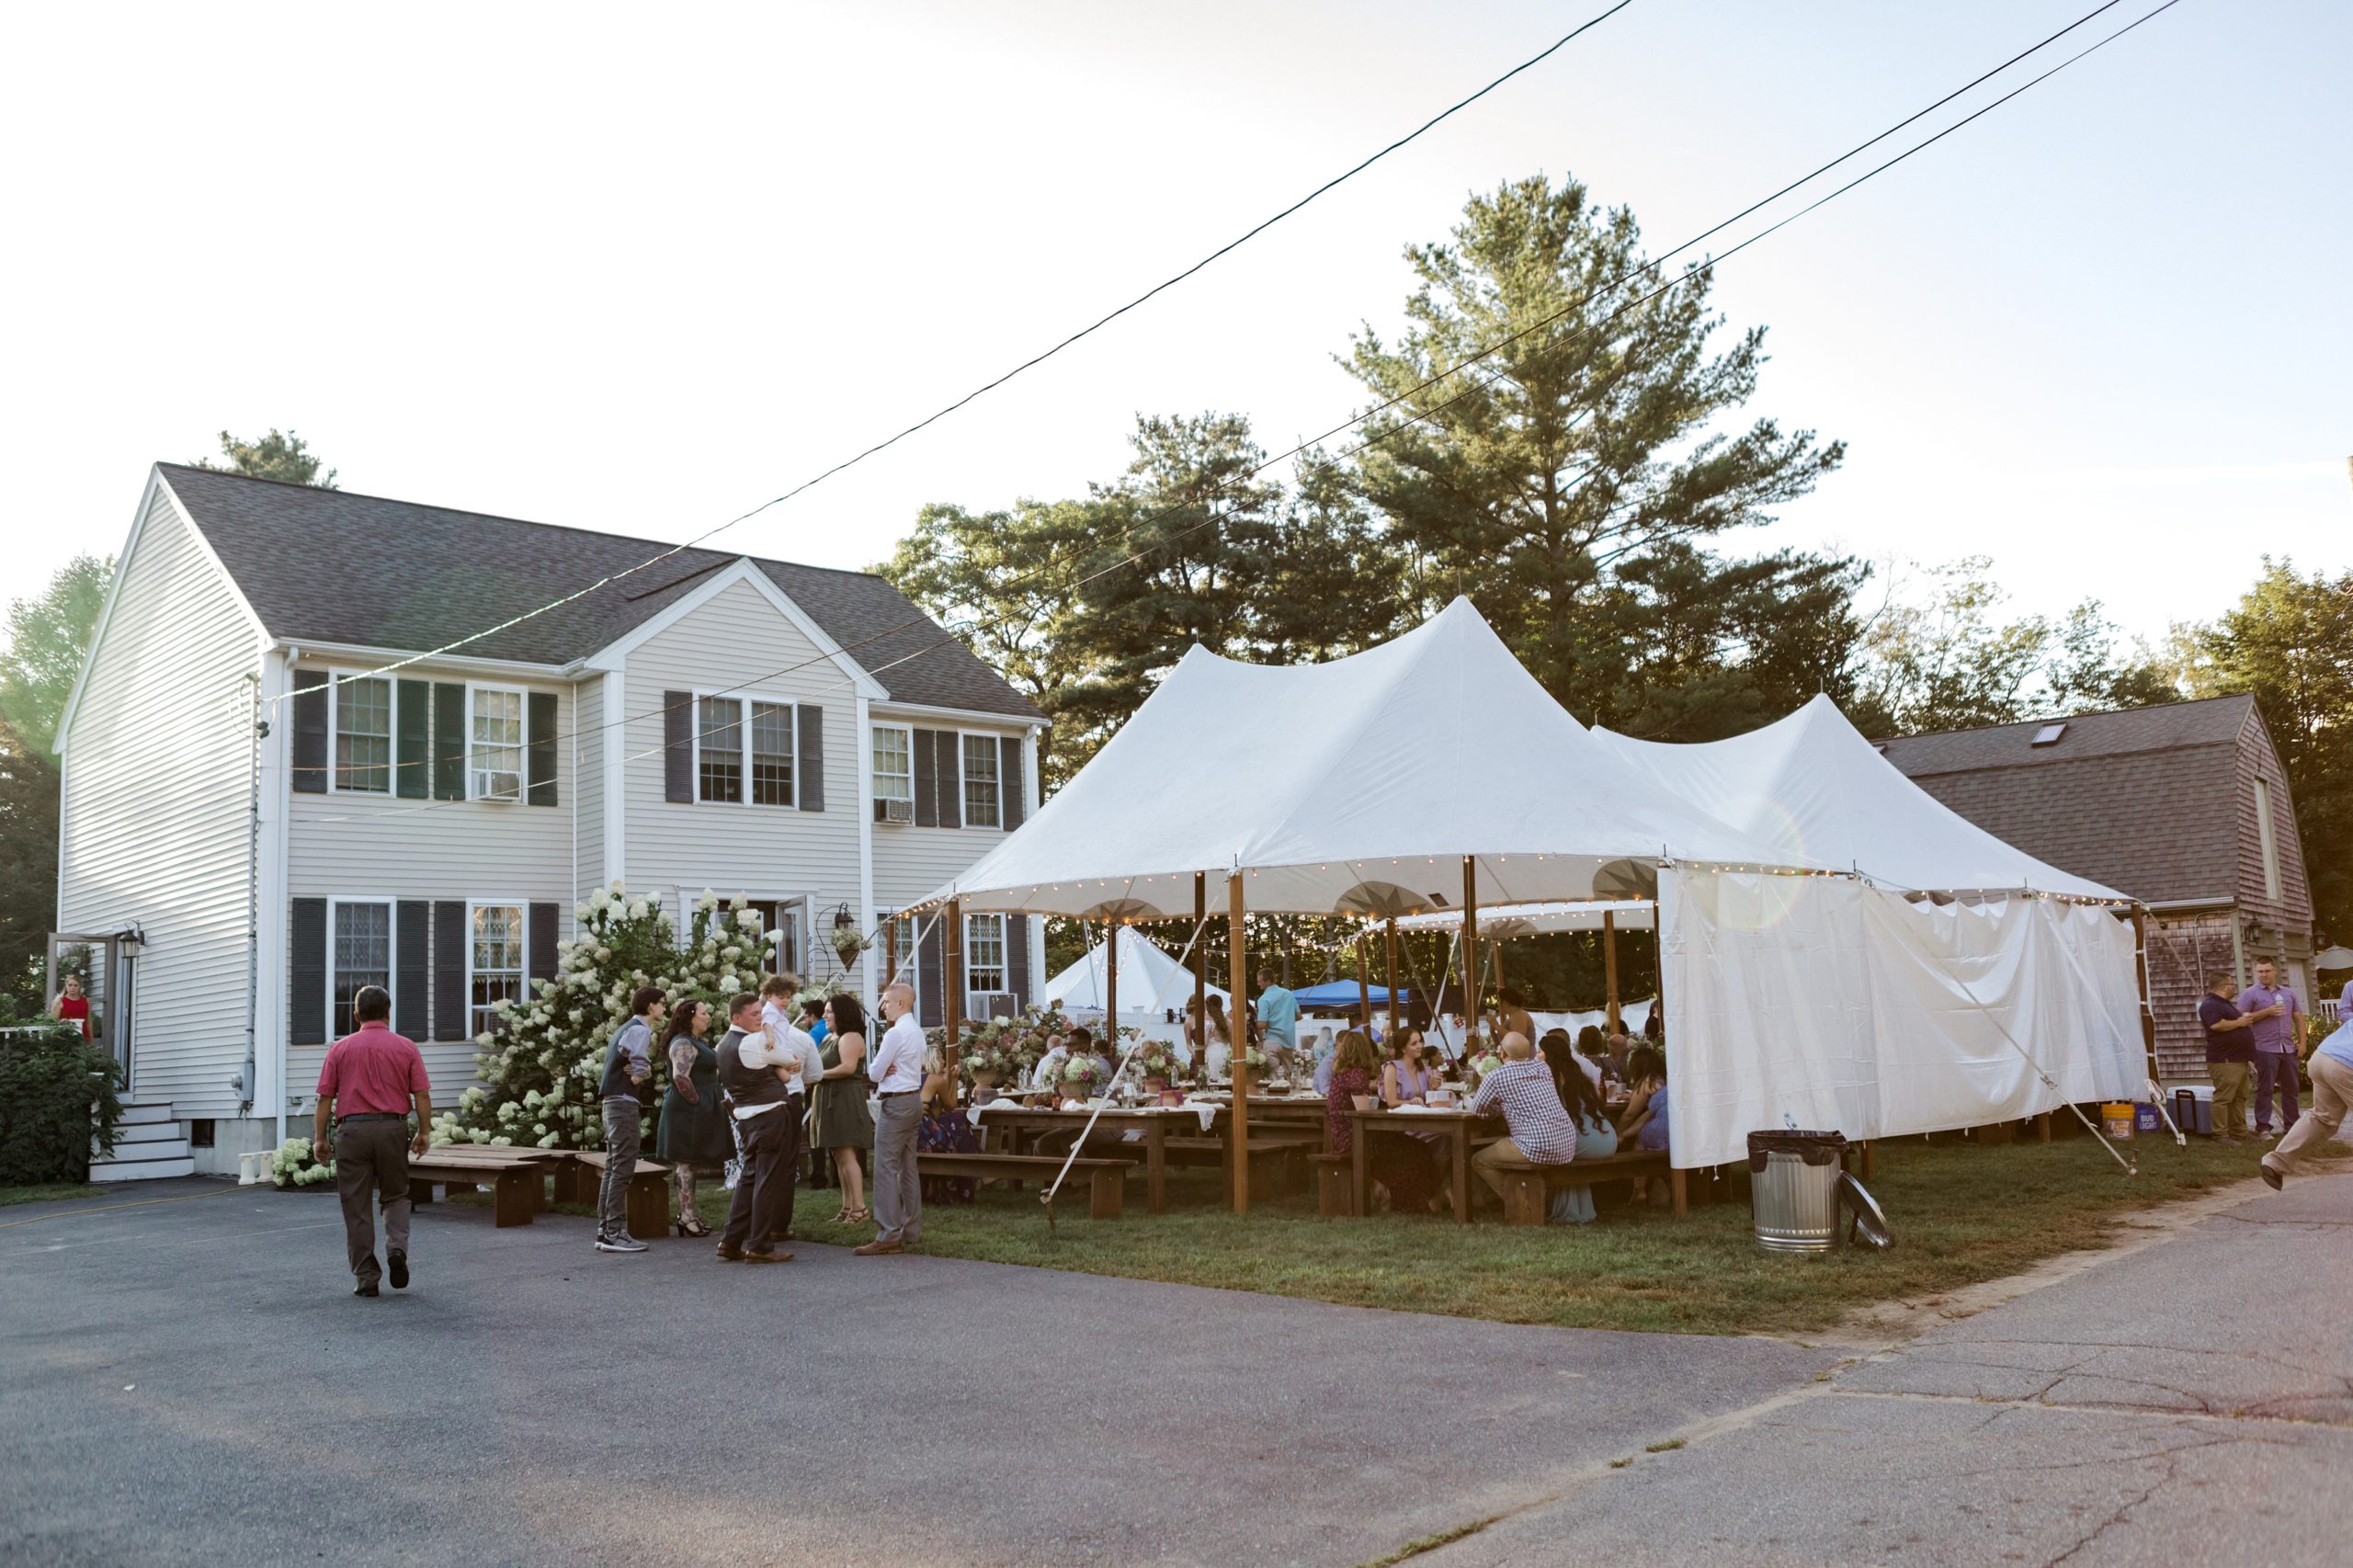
[870,720,1028,910]
[285,671,577,1096]
[57,485,264,1117]
[621,579,871,983]
[574,674,604,899]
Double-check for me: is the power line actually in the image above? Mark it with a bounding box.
[299,0,2184,820]
[271,3,1639,702]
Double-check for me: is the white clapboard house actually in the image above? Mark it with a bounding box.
[54,464,1045,1176]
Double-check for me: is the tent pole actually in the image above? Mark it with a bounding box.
[1356,930,1372,1035]
[1227,873,1251,1213]
[1604,911,1621,1037]
[1384,917,1400,1037]
[883,918,899,992]
[945,898,964,1108]
[1194,873,1208,1076]
[1104,915,1118,1059]
[2131,903,2159,1086]
[1461,858,1479,1047]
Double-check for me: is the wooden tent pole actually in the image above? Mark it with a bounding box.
[1384,917,1401,1037]
[944,898,964,1108]
[1356,930,1372,1034]
[883,918,899,992]
[1227,873,1251,1213]
[2131,904,2159,1086]
[1461,858,1479,1046]
[1104,915,1118,1061]
[1194,873,1208,1076]
[1603,910,1621,1037]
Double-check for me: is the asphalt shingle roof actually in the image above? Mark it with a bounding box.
[158,463,1043,722]
[1876,697,2256,905]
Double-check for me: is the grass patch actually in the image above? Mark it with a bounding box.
[0,1183,103,1207]
[756,1129,2334,1336]
[1644,1438,1686,1452]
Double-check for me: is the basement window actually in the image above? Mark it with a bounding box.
[2030,722,2068,747]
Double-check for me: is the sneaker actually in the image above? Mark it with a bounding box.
[388,1249,409,1290]
[595,1233,650,1254]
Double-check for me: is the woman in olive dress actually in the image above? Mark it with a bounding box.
[656,997,732,1237]
[813,994,876,1225]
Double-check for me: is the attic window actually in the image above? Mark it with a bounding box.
[2030,722,2067,747]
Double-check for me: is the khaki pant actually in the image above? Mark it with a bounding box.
[335,1117,412,1285]
[2208,1061,2251,1138]
[1472,1136,1566,1203]
[2265,1054,2349,1178]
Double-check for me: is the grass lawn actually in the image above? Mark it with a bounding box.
[0,1183,104,1207]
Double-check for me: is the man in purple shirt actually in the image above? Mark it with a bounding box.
[2234,960,2305,1138]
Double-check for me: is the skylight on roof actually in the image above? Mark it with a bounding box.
[2031,722,2067,746]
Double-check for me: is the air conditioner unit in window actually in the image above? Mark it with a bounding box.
[874,797,914,825]
[477,771,522,802]
[969,991,1017,1021]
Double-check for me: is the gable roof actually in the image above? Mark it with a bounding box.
[153,463,1042,722]
[1875,697,2260,906]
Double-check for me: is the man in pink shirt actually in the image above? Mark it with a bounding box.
[314,986,434,1297]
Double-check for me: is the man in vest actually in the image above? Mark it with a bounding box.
[715,990,801,1263]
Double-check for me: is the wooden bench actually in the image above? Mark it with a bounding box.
[1164,1133,1321,1197]
[569,1151,674,1239]
[1497,1149,1681,1224]
[407,1150,555,1229]
[1312,1152,1354,1217]
[916,1153,1135,1219]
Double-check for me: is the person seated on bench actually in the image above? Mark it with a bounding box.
[1324,1029,1428,1211]
[1615,1045,1671,1206]
[1377,1028,1446,1212]
[918,1045,982,1204]
[1545,1038,1620,1225]
[1466,1032,1578,1210]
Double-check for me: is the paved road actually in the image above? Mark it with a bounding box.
[3,1166,2346,1567]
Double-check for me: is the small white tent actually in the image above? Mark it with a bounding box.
[1042,927,1227,1022]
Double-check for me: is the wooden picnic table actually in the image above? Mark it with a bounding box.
[972,1107,1189,1213]
[1349,1108,1491,1225]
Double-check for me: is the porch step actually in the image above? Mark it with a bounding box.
[92,1097,194,1180]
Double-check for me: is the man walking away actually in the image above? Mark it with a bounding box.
[2235,960,2305,1138]
[314,985,432,1297]
[596,986,665,1254]
[858,981,926,1256]
[715,991,799,1263]
[2262,1006,2352,1189]
[2199,972,2256,1140]
[1465,1032,1578,1209]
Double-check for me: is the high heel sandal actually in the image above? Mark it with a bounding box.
[676,1216,712,1238]
[842,1207,870,1225]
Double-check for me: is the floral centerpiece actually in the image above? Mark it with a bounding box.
[270,1135,335,1190]
[1131,1040,1181,1088]
[1056,1054,1104,1099]
[1467,1048,1506,1087]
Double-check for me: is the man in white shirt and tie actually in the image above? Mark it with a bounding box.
[857,981,927,1256]
[714,990,805,1264]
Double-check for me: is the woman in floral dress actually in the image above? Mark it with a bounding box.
[917,1045,981,1204]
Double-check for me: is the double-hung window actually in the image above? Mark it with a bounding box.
[696,694,794,806]
[871,724,913,803]
[333,676,392,793]
[965,913,1007,992]
[330,899,392,1039]
[470,904,525,1038]
[961,733,1001,828]
[471,687,525,801]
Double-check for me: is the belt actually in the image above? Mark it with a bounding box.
[336,1112,404,1123]
[879,1089,919,1099]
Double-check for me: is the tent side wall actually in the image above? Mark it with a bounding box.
[1659,870,2143,1170]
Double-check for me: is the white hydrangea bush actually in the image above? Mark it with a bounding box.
[438,882,780,1151]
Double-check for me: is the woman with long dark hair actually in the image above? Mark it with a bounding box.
[656,997,731,1236]
[813,993,875,1225]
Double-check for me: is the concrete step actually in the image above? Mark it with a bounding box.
[90,1153,197,1182]
[115,1118,187,1145]
[118,1101,176,1127]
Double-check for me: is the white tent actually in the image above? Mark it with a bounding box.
[1041,927,1227,1021]
[916,597,1822,919]
[1393,899,1654,937]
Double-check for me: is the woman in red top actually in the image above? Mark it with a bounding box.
[52,972,92,1040]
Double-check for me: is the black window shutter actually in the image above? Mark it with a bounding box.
[395,902,430,1038]
[290,897,327,1045]
[917,917,943,1028]
[525,691,558,806]
[395,679,430,800]
[664,690,693,803]
[431,684,466,801]
[999,735,1025,831]
[913,727,939,828]
[935,729,963,829]
[290,672,328,794]
[529,903,559,984]
[1007,914,1030,1010]
[797,704,824,812]
[433,901,467,1041]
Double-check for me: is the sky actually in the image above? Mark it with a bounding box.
[3,0,2347,652]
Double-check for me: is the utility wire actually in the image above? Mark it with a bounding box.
[299,0,2183,820]
[271,3,1638,700]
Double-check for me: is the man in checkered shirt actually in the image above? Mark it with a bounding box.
[1466,1031,1579,1203]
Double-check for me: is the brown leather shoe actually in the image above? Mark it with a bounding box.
[713,1244,745,1262]
[851,1239,904,1256]
[742,1247,793,1263]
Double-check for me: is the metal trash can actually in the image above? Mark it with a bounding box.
[1748,1130,1849,1254]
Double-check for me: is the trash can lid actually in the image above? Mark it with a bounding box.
[1839,1171,1893,1250]
[1746,1129,1848,1165]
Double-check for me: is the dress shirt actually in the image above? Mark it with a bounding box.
[2233,984,2304,1054]
[871,1011,927,1094]
[1467,1057,1578,1164]
[732,1026,807,1119]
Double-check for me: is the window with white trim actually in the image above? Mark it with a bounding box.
[2255,778,2282,902]
[330,899,392,1039]
[743,898,804,977]
[962,733,1001,828]
[966,913,1007,992]
[470,903,525,1038]
[333,676,392,793]
[750,700,794,806]
[470,687,525,801]
[695,694,795,807]
[698,697,743,803]
[872,724,913,802]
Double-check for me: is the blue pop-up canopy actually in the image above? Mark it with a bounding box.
[1290,981,1399,1011]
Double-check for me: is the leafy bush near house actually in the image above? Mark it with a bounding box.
[0,1023,123,1184]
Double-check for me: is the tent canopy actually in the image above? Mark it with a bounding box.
[1040,926,1226,1018]
[1291,980,1400,1010]
[916,598,1824,918]
[1591,695,2127,903]
[1393,899,1654,937]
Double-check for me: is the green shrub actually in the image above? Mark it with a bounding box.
[0,1024,124,1184]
